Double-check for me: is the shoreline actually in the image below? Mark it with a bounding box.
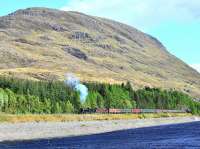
[0,116,199,142]
[0,113,191,123]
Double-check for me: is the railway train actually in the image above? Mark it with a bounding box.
[80,108,188,114]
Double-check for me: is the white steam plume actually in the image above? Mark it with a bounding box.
[65,73,88,103]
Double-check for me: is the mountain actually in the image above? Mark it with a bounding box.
[0,7,199,98]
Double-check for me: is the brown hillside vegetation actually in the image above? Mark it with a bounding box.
[0,7,200,98]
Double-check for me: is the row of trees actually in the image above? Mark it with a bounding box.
[0,76,199,114]
[84,82,200,114]
[0,76,81,113]
[84,83,136,109]
[133,87,200,114]
[0,88,75,114]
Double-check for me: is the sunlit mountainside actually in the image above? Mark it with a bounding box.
[0,7,200,98]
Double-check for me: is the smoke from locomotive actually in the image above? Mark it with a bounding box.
[65,73,88,103]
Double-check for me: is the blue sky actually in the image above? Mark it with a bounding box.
[0,0,199,72]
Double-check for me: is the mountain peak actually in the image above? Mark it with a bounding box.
[0,8,200,98]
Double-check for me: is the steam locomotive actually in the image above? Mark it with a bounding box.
[80,108,188,114]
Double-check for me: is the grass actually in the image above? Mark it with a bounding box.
[0,113,192,123]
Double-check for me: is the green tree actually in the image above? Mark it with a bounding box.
[53,102,62,114]
[63,100,74,113]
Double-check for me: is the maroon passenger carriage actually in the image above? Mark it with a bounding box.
[88,108,187,114]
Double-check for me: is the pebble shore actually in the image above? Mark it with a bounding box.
[0,116,199,142]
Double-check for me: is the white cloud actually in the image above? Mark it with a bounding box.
[61,0,200,31]
[190,64,200,73]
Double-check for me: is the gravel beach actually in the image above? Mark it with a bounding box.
[0,116,199,142]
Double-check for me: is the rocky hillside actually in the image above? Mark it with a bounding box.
[0,7,199,98]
